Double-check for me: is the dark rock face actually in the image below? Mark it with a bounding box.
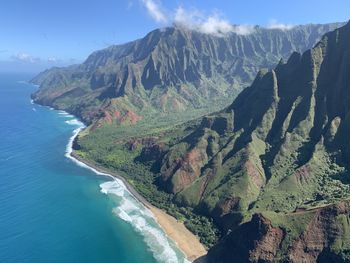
[30,20,350,262]
[208,202,350,263]
[287,202,350,263]
[201,114,234,135]
[208,214,285,263]
[150,22,350,262]
[31,23,344,125]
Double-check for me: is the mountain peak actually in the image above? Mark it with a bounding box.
[151,21,350,262]
[31,22,344,126]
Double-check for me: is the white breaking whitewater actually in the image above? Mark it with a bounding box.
[64,116,190,263]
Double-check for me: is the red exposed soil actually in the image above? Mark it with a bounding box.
[103,111,113,124]
[209,202,350,263]
[170,147,208,193]
[249,216,285,262]
[217,197,241,217]
[100,110,142,125]
[287,202,350,262]
[122,110,141,124]
[244,160,265,190]
[293,165,311,185]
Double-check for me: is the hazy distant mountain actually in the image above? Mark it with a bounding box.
[32,23,344,125]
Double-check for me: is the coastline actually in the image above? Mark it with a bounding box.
[69,143,207,262]
[32,100,208,262]
[70,152,207,262]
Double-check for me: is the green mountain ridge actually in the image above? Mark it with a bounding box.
[32,21,350,262]
[154,21,350,262]
[31,23,344,126]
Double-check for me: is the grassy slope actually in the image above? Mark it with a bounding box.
[74,116,221,247]
[30,23,350,258]
[74,23,350,259]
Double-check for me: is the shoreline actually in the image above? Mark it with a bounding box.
[33,100,208,262]
[70,147,208,263]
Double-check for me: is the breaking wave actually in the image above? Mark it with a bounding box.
[100,181,189,263]
[65,119,84,126]
[63,117,189,263]
[58,111,74,118]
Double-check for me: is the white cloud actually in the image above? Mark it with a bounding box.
[141,0,167,23]
[47,57,58,63]
[174,7,254,36]
[12,53,40,63]
[267,19,295,30]
[139,2,298,36]
[10,53,66,65]
[174,6,201,28]
[200,16,233,35]
[235,25,256,35]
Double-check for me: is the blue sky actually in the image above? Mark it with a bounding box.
[1,0,349,72]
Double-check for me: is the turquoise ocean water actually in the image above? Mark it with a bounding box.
[0,73,188,263]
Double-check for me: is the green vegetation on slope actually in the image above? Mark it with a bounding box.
[74,120,221,247]
[31,21,350,262]
[31,23,344,127]
[75,21,350,262]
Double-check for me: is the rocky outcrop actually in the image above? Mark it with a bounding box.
[143,21,350,262]
[208,214,285,263]
[31,18,350,262]
[287,203,350,263]
[208,201,350,263]
[161,143,210,193]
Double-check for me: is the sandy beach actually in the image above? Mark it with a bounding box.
[150,206,207,262]
[71,152,207,262]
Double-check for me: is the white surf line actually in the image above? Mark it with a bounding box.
[64,119,190,263]
[58,111,74,118]
[100,180,188,263]
[29,93,191,262]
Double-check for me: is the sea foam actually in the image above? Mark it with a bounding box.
[100,181,189,263]
[65,119,85,159]
[65,119,84,126]
[64,118,189,263]
[57,111,74,118]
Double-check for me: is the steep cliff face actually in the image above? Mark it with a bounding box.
[137,21,350,261]
[208,201,350,263]
[31,23,343,125]
[31,20,350,260]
